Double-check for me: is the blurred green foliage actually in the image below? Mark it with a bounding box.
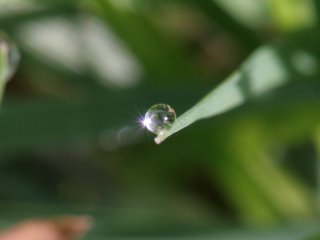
[0,0,320,239]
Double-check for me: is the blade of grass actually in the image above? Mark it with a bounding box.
[155,46,288,144]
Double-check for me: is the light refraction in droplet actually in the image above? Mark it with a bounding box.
[0,33,20,82]
[142,104,176,135]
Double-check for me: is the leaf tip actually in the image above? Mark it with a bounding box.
[154,131,167,144]
[154,135,163,145]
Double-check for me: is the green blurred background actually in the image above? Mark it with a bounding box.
[1,0,320,239]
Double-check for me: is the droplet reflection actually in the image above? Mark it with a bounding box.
[142,104,176,135]
[100,126,142,151]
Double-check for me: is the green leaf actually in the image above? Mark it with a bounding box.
[155,45,289,144]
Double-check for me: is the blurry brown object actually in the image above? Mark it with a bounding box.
[0,215,92,240]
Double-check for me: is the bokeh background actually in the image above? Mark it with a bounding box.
[1,0,320,239]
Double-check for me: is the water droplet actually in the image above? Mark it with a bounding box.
[143,104,176,135]
[0,33,20,82]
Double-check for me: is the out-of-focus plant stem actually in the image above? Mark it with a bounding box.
[0,48,6,104]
